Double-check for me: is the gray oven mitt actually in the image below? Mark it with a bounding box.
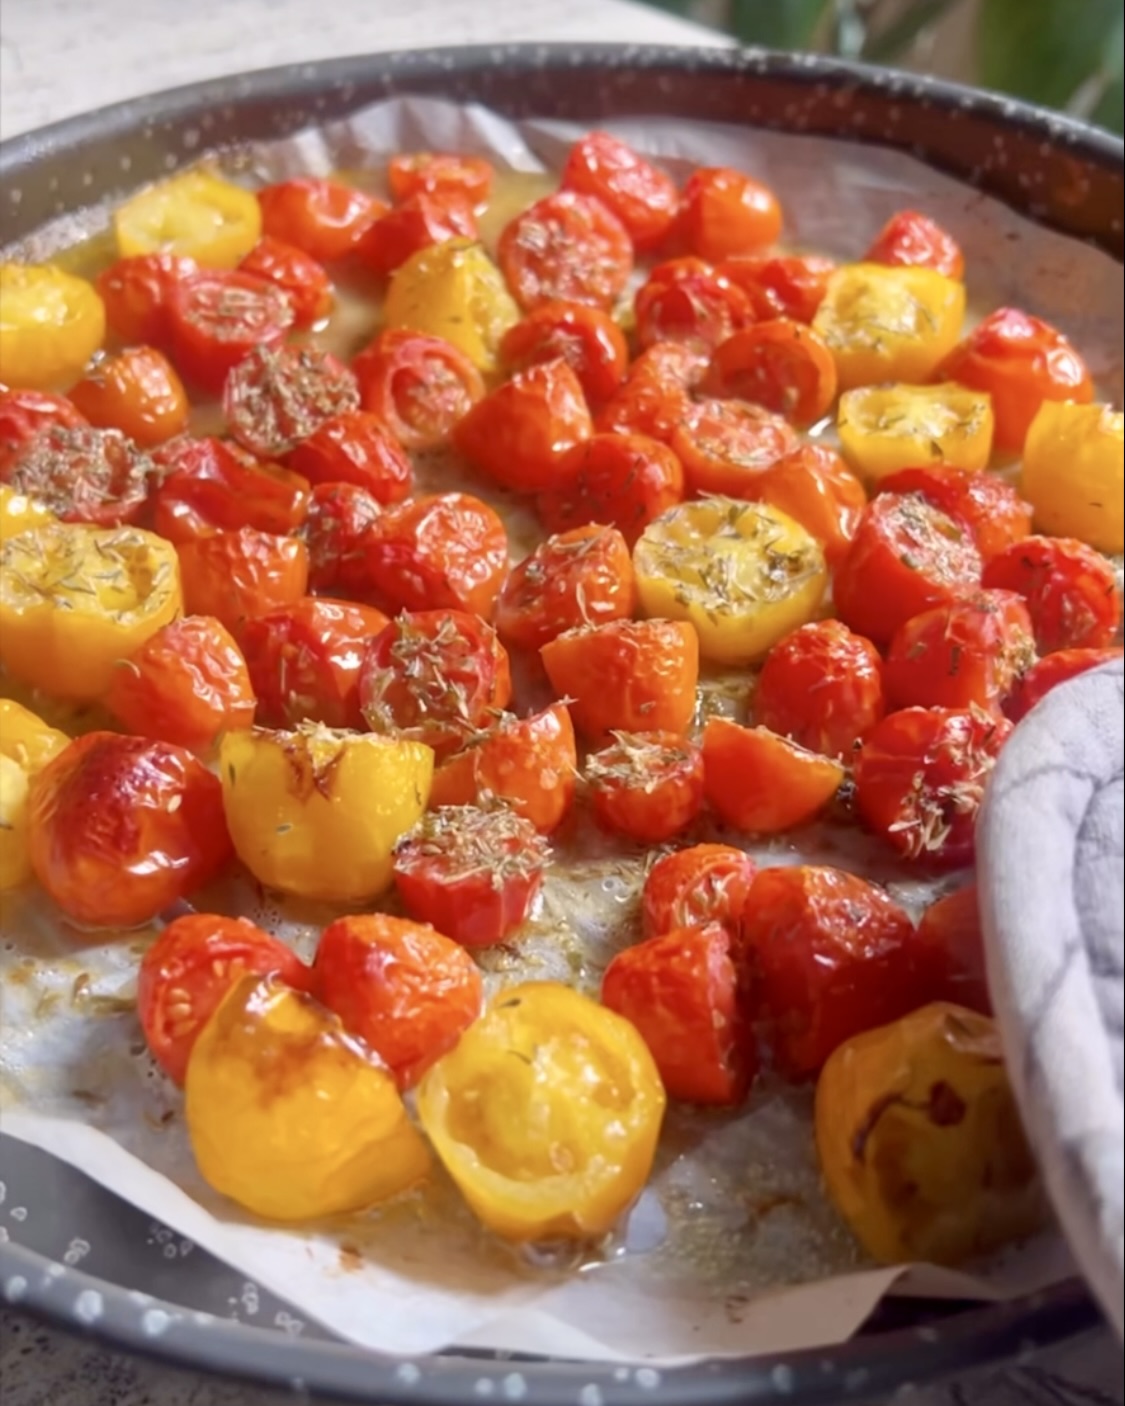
[978,656,1124,1338]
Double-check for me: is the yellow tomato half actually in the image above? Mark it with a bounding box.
[0,484,56,543]
[114,168,262,268]
[0,699,69,890]
[837,383,994,481]
[0,264,106,390]
[1022,400,1124,554]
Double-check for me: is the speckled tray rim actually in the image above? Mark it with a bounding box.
[0,41,1118,1406]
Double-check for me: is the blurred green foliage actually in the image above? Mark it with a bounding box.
[643,0,1124,134]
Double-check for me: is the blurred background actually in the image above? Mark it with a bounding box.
[639,0,1123,133]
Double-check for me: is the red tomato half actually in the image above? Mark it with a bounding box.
[877,464,1032,564]
[914,885,991,1015]
[633,258,750,352]
[981,535,1120,654]
[167,271,294,394]
[257,178,386,262]
[358,193,477,277]
[96,253,198,346]
[561,131,679,249]
[718,253,834,324]
[679,167,782,262]
[0,389,88,474]
[500,302,629,406]
[670,398,797,497]
[387,152,494,209]
[1005,646,1123,723]
[151,435,310,541]
[755,619,885,759]
[176,527,309,634]
[703,720,844,834]
[585,731,704,844]
[222,344,359,460]
[68,347,189,448]
[537,431,684,546]
[301,481,382,596]
[498,190,633,311]
[744,444,866,569]
[595,341,706,445]
[641,844,758,940]
[866,210,964,279]
[5,425,152,526]
[238,237,333,327]
[701,321,837,427]
[286,410,413,505]
[353,328,485,452]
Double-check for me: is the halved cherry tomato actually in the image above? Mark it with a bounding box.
[703,719,844,833]
[670,398,797,497]
[177,527,309,634]
[833,492,982,646]
[139,913,308,1085]
[595,341,706,444]
[1005,646,1123,723]
[837,383,994,480]
[679,167,782,261]
[561,132,679,249]
[167,271,294,395]
[940,307,1092,454]
[537,431,684,546]
[358,193,478,278]
[257,178,386,262]
[702,321,837,427]
[238,237,333,327]
[454,359,591,493]
[743,444,866,568]
[5,425,152,526]
[105,615,256,753]
[28,732,232,929]
[387,153,494,209]
[113,170,261,268]
[602,923,753,1105]
[585,731,703,844]
[1022,400,1123,554]
[96,253,198,347]
[286,410,413,505]
[541,618,698,742]
[301,481,382,596]
[312,913,483,1090]
[866,211,964,279]
[222,344,358,460]
[500,302,629,406]
[495,523,636,652]
[642,844,758,941]
[854,706,1012,865]
[393,805,548,948]
[0,263,106,390]
[353,328,485,452]
[498,191,633,312]
[151,435,310,542]
[241,597,389,730]
[359,609,510,760]
[914,885,991,1015]
[0,389,88,474]
[633,258,751,352]
[718,253,835,323]
[981,535,1120,653]
[363,492,509,618]
[428,703,577,834]
[0,484,55,543]
[755,620,885,759]
[884,590,1037,713]
[878,464,1032,564]
[738,864,919,1080]
[68,347,189,447]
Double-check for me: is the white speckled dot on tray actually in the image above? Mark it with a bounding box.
[979,658,1125,1339]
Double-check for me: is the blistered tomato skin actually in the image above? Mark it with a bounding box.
[718,253,835,324]
[287,410,413,506]
[417,982,666,1243]
[498,191,633,312]
[167,271,295,395]
[981,535,1120,654]
[0,389,88,474]
[702,321,838,427]
[0,701,69,892]
[596,341,705,445]
[743,445,866,570]
[1005,647,1123,723]
[1021,401,1123,554]
[238,237,334,327]
[359,193,478,278]
[185,973,430,1222]
[670,399,797,498]
[302,481,382,596]
[69,347,189,448]
[353,328,485,452]
[837,384,994,481]
[387,153,494,209]
[865,211,964,279]
[877,465,1032,565]
[29,732,232,929]
[0,263,106,391]
[679,167,782,261]
[96,254,198,347]
[585,732,704,844]
[633,258,751,353]
[641,845,758,941]
[537,432,684,547]
[496,524,637,653]
[703,720,845,834]
[561,132,679,249]
[500,302,629,406]
[257,178,386,262]
[176,528,309,636]
[152,436,310,542]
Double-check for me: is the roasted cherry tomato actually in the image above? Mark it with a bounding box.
[877,464,1032,564]
[678,167,782,261]
[634,498,827,666]
[312,913,482,1088]
[68,347,189,447]
[186,973,429,1221]
[363,492,509,618]
[603,923,753,1106]
[541,618,698,742]
[105,615,256,753]
[138,913,309,1085]
[454,358,592,493]
[220,724,432,904]
[152,435,310,542]
[238,237,333,327]
[428,703,577,834]
[167,270,294,394]
[241,597,389,730]
[0,700,69,892]
[358,609,510,760]
[387,152,494,209]
[1005,646,1123,723]
[393,805,549,948]
[498,191,633,312]
[353,328,485,452]
[257,177,386,262]
[96,253,198,347]
[114,169,261,268]
[940,307,1092,454]
[755,619,885,759]
[301,480,382,596]
[176,527,309,634]
[0,483,56,542]
[3,424,153,526]
[29,732,232,928]
[743,444,866,569]
[537,431,683,546]
[417,981,665,1242]
[0,263,106,390]
[596,341,706,444]
[561,132,678,249]
[1022,400,1123,554]
[586,731,704,844]
[500,302,628,406]
[981,535,1120,654]
[913,886,991,1015]
[222,344,358,460]
[495,523,636,652]
[670,399,797,497]
[0,388,88,473]
[884,590,1037,714]
[0,523,181,702]
[286,410,413,506]
[359,193,477,278]
[866,210,964,279]
[838,383,994,481]
[641,844,758,941]
[718,253,834,324]
[739,864,919,1080]
[633,258,751,353]
[834,492,982,647]
[854,706,1012,865]
[703,719,844,834]
[706,323,838,432]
